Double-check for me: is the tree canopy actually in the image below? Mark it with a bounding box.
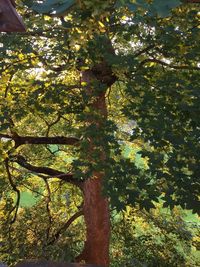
[0,0,200,266]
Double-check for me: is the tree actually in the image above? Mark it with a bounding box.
[0,0,200,266]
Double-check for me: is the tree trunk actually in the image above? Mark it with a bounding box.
[75,33,116,266]
[77,176,110,267]
[75,68,112,266]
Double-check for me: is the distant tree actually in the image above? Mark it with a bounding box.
[0,1,199,266]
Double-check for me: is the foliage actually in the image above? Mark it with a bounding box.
[0,179,84,266]
[0,0,200,265]
[1,194,199,266]
[111,206,200,267]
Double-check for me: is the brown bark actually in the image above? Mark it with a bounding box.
[76,60,113,266]
[77,177,110,267]
[0,134,79,148]
[13,155,82,187]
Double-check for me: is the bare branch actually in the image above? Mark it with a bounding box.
[48,210,83,245]
[12,155,82,188]
[45,114,62,137]
[43,179,52,240]
[0,133,79,147]
[4,159,20,224]
[138,58,200,71]
[133,45,155,58]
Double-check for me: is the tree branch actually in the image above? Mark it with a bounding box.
[138,58,200,71]
[186,0,200,3]
[0,134,79,148]
[4,158,21,224]
[43,179,52,240]
[133,45,155,58]
[12,155,82,188]
[48,210,83,245]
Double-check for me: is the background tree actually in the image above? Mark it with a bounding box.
[0,0,200,266]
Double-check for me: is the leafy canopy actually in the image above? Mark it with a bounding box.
[0,0,199,226]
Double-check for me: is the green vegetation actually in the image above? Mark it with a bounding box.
[0,0,199,266]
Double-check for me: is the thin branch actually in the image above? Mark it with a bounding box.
[48,210,83,245]
[13,155,82,188]
[43,114,63,153]
[21,182,45,197]
[138,58,200,71]
[2,56,39,72]
[4,72,15,98]
[133,44,155,58]
[4,159,20,224]
[45,114,62,137]
[32,50,70,73]
[45,145,60,155]
[43,179,52,240]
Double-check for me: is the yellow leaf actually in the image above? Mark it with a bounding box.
[99,28,106,33]
[98,21,105,28]
[76,27,82,33]
[18,53,24,60]
[81,81,87,86]
[80,66,89,70]
[149,62,156,67]
[74,44,81,51]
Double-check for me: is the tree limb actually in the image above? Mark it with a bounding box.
[0,134,79,148]
[12,155,83,188]
[43,179,52,240]
[138,58,200,71]
[4,158,21,224]
[48,210,83,245]
[133,45,155,58]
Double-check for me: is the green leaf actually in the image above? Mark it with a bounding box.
[0,123,10,131]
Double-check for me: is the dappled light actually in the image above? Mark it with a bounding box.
[0,1,199,267]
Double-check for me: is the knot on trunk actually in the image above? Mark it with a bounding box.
[91,61,116,87]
